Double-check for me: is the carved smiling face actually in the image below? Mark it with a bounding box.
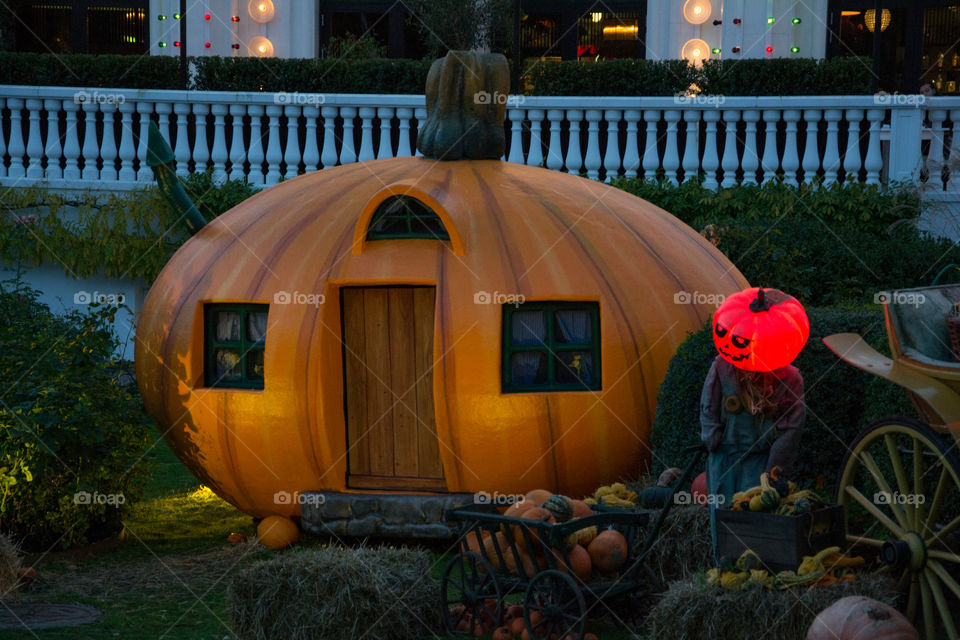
[712,287,809,372]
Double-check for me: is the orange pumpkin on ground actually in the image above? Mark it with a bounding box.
[256,515,299,549]
[587,529,628,573]
[492,626,512,640]
[806,596,918,640]
[510,616,526,637]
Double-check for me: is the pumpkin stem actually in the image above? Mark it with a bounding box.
[416,51,509,161]
[749,288,770,312]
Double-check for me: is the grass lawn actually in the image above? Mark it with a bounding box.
[3,439,647,640]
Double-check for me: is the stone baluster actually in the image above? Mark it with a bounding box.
[210,104,229,183]
[949,109,960,190]
[62,100,81,180]
[357,106,375,162]
[396,107,413,157]
[136,102,154,181]
[228,104,247,181]
[781,109,802,186]
[843,109,864,183]
[413,107,426,156]
[117,100,137,181]
[246,105,265,184]
[661,109,681,184]
[43,99,63,180]
[701,110,721,189]
[641,109,660,181]
[740,109,760,185]
[284,104,302,179]
[801,109,821,184]
[24,98,44,179]
[6,98,25,178]
[320,106,338,168]
[863,109,884,185]
[720,109,740,188]
[339,107,357,165]
[760,109,780,183]
[926,108,948,187]
[545,109,564,171]
[171,102,189,176]
[564,109,583,174]
[377,107,394,159]
[302,105,320,172]
[583,109,602,180]
[681,110,700,183]
[507,107,525,164]
[264,104,283,184]
[821,109,843,184]
[623,109,642,178]
[79,99,98,181]
[602,109,622,181]
[98,101,118,181]
[192,103,210,175]
[526,108,544,167]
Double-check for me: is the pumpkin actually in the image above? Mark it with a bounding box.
[513,506,555,549]
[227,532,247,544]
[256,515,299,549]
[503,499,534,519]
[690,472,708,505]
[417,51,508,161]
[136,48,749,520]
[492,625,513,640]
[759,473,781,511]
[505,604,523,621]
[571,499,593,519]
[712,287,809,372]
[567,544,592,583]
[806,596,918,640]
[587,530,628,574]
[525,489,553,506]
[541,494,575,522]
[510,616,526,637]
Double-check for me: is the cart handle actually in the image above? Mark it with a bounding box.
[637,443,706,561]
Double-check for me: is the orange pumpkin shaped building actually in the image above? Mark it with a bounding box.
[135,52,748,523]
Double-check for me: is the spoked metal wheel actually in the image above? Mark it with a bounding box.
[441,551,502,636]
[523,569,586,640]
[838,417,960,640]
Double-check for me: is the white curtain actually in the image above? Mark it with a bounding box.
[555,310,591,344]
[512,352,544,385]
[247,312,268,342]
[512,311,546,345]
[216,312,241,341]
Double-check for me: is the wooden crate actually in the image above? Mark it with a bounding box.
[715,505,844,573]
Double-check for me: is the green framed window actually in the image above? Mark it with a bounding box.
[502,301,601,393]
[366,195,449,240]
[204,304,268,389]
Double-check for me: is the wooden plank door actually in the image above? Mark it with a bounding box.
[341,286,445,491]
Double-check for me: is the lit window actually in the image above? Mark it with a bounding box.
[205,304,268,389]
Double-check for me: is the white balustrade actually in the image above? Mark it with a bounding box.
[0,87,955,193]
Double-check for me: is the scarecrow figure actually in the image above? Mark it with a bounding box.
[700,287,809,555]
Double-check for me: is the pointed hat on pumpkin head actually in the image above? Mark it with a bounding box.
[712,287,809,372]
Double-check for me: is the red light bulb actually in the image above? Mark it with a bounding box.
[766,45,773,53]
[204,13,211,20]
[205,41,211,48]
[173,41,181,47]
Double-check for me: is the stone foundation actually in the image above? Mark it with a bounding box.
[300,492,475,539]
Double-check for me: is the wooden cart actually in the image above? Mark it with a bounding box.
[824,283,960,640]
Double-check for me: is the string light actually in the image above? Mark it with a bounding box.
[205,41,211,48]
[731,46,741,53]
[157,14,166,20]
[158,41,167,47]
[204,13,211,20]
[766,45,773,53]
[173,12,181,19]
[791,46,799,53]
[231,15,240,22]
[173,40,181,47]
[711,47,721,54]
[766,17,775,24]
[232,43,240,49]
[732,18,741,24]
[792,18,802,24]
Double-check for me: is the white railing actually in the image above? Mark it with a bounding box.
[0,85,958,192]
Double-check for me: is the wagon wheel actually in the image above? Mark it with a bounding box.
[610,561,665,626]
[837,417,960,640]
[441,551,502,636]
[523,569,586,640]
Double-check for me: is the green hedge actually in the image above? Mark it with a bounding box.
[650,307,915,488]
[0,53,873,96]
[0,52,180,89]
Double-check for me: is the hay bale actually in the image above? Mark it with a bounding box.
[639,506,712,584]
[227,545,440,640]
[0,533,21,600]
[647,572,897,640]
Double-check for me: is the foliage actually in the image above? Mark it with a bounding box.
[707,217,960,307]
[650,307,915,488]
[0,52,180,89]
[697,57,874,96]
[406,0,513,57]
[324,33,386,59]
[526,58,697,96]
[0,279,153,549]
[191,56,432,94]
[609,178,922,233]
[0,171,258,283]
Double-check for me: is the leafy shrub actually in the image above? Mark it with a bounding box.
[407,0,512,57]
[0,281,153,549]
[609,178,923,233]
[181,169,261,223]
[324,33,387,60]
[0,52,180,88]
[525,58,697,96]
[650,307,915,488]
[697,57,874,96]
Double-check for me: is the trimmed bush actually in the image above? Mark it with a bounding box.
[697,57,874,96]
[0,52,180,89]
[227,546,440,640]
[0,281,153,549]
[526,59,697,96]
[650,307,916,486]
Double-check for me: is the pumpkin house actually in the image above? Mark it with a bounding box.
[135,52,748,525]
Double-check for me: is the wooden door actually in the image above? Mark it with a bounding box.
[341,286,445,490]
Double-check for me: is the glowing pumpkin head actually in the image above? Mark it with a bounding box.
[712,287,809,372]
